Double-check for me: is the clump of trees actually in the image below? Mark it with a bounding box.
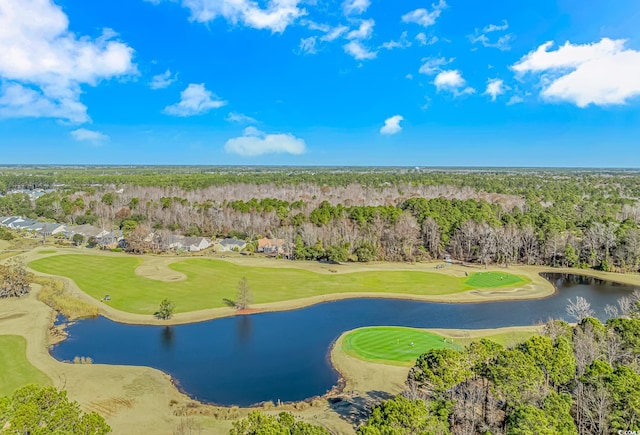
[229,411,328,434]
[0,384,111,434]
[0,259,32,298]
[357,295,640,434]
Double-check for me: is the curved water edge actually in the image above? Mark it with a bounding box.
[50,273,639,407]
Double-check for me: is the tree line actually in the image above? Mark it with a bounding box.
[2,169,640,271]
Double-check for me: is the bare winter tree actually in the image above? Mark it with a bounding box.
[520,225,539,265]
[235,277,252,310]
[566,296,595,322]
[477,223,497,268]
[579,383,612,435]
[421,217,442,259]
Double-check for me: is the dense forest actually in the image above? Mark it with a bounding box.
[2,167,640,271]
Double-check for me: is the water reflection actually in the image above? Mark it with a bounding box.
[161,326,174,350]
[236,315,252,343]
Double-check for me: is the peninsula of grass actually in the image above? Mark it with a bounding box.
[0,335,51,396]
[464,271,525,288]
[29,255,530,315]
[341,326,538,366]
[342,327,458,366]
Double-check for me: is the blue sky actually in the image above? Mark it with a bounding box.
[1,0,640,166]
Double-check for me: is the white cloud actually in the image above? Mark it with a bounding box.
[71,128,108,143]
[418,57,452,75]
[380,115,403,135]
[346,19,375,40]
[147,0,306,33]
[343,40,377,60]
[484,78,506,101]
[512,38,640,107]
[150,69,177,89]
[507,95,524,105]
[483,21,509,33]
[415,33,438,46]
[164,83,226,116]
[0,0,136,123]
[226,112,258,124]
[0,82,86,122]
[381,32,411,50]
[225,127,306,156]
[434,70,475,96]
[300,20,329,32]
[469,20,513,51]
[343,0,370,15]
[298,36,317,54]
[402,0,446,28]
[321,25,349,42]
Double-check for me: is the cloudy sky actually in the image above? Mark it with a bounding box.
[1,0,639,166]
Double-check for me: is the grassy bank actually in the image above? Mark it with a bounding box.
[0,335,51,396]
[29,255,529,315]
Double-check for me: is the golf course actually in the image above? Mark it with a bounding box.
[28,254,530,315]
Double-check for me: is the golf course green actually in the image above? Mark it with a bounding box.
[342,327,458,365]
[464,271,524,288]
[29,255,530,315]
[0,335,51,396]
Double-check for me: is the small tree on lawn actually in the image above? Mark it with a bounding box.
[236,277,252,310]
[155,299,175,320]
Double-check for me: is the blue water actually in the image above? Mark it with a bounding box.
[51,273,637,406]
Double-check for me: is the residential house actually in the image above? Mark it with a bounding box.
[153,234,212,252]
[182,237,212,252]
[64,224,110,240]
[214,238,247,252]
[2,217,38,229]
[155,234,184,251]
[0,216,67,238]
[25,222,66,236]
[257,237,286,255]
[97,230,124,249]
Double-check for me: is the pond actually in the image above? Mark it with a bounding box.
[51,273,637,406]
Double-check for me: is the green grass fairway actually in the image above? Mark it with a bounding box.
[29,255,530,314]
[464,271,525,288]
[37,249,57,254]
[0,335,51,396]
[342,327,458,365]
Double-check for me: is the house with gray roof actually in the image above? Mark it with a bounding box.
[183,237,212,252]
[214,238,247,252]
